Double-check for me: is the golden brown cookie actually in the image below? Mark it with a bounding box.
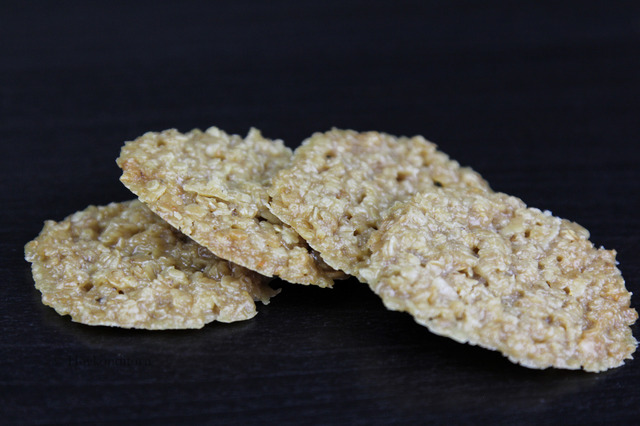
[360,188,637,371]
[117,127,342,287]
[268,129,490,277]
[24,200,277,329]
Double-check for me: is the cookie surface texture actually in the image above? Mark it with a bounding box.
[117,127,341,287]
[360,188,638,371]
[24,200,277,329]
[268,129,490,276]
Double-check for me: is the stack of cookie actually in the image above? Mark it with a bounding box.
[25,126,637,372]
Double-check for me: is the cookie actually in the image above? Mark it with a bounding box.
[268,129,490,277]
[24,200,277,329]
[117,127,342,287]
[360,188,638,371]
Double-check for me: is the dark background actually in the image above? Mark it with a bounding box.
[1,1,639,424]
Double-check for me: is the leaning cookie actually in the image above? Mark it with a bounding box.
[117,127,343,287]
[360,187,638,371]
[268,129,490,278]
[24,200,278,329]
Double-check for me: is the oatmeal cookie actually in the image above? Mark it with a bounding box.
[360,188,637,371]
[117,127,342,287]
[24,200,277,329]
[268,129,490,277]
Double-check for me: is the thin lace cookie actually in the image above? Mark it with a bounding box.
[117,127,343,287]
[24,200,278,329]
[360,188,637,371]
[268,128,490,277]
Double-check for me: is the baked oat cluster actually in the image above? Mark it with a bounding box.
[25,125,637,371]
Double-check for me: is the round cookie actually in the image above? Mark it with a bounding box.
[268,129,490,277]
[360,188,638,371]
[24,200,277,329]
[117,127,342,287]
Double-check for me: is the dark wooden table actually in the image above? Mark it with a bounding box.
[2,1,639,424]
